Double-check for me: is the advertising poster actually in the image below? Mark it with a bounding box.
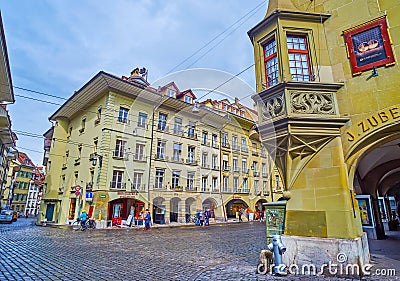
[356,195,375,228]
[344,16,395,74]
[264,201,287,241]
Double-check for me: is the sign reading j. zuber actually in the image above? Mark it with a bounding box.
[346,105,400,142]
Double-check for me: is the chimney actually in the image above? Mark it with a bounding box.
[235,97,239,105]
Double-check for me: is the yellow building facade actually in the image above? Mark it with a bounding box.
[249,0,400,271]
[39,71,278,225]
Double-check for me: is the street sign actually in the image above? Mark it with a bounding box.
[86,192,93,202]
[75,191,80,196]
[74,185,81,192]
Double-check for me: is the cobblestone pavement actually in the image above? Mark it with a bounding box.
[0,218,399,281]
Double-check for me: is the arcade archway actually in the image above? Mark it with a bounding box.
[225,199,248,218]
[153,197,166,224]
[350,134,400,239]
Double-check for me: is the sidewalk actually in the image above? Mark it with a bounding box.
[368,230,400,276]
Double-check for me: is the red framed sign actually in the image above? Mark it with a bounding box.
[344,16,395,75]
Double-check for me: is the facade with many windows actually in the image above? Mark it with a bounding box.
[39,70,279,225]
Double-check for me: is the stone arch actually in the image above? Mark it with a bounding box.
[225,199,248,218]
[152,197,166,224]
[185,197,197,222]
[170,197,181,223]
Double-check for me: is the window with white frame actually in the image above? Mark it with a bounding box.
[188,146,195,163]
[222,154,229,171]
[202,131,208,145]
[135,143,145,160]
[263,181,268,194]
[114,140,126,158]
[187,121,196,138]
[172,171,180,188]
[212,134,218,147]
[158,113,167,130]
[212,154,218,169]
[233,177,239,193]
[223,176,229,192]
[155,169,165,189]
[233,157,238,172]
[133,173,143,190]
[212,177,218,191]
[118,107,129,123]
[156,140,166,159]
[187,172,195,190]
[222,132,229,147]
[275,174,281,190]
[232,135,238,149]
[173,143,182,161]
[111,170,124,189]
[174,117,182,134]
[254,180,259,194]
[243,178,248,192]
[201,177,207,192]
[202,153,208,168]
[262,163,267,177]
[138,112,147,128]
[184,95,193,104]
[242,158,247,173]
[166,88,176,98]
[241,137,247,151]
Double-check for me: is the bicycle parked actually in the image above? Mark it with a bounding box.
[72,218,96,231]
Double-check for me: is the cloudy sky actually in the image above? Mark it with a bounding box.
[1,0,267,165]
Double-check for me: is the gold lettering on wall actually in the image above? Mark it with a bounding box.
[346,106,400,142]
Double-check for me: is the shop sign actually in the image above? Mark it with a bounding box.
[344,16,395,75]
[99,194,107,199]
[232,195,241,199]
[86,192,93,202]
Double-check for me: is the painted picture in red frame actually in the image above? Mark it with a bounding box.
[344,16,395,75]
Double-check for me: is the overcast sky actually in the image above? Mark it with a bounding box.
[1,0,267,165]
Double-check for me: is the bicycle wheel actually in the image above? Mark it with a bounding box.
[72,221,81,231]
[90,221,96,229]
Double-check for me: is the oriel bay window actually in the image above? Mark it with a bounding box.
[287,34,311,81]
[111,170,124,189]
[264,38,279,87]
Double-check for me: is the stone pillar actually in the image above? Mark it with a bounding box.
[164,199,170,224]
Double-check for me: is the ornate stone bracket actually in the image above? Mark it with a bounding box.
[290,91,336,115]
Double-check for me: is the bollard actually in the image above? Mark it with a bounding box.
[267,235,287,276]
[42,218,47,227]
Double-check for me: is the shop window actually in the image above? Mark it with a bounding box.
[287,35,312,81]
[264,38,279,87]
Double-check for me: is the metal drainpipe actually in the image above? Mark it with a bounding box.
[146,109,155,221]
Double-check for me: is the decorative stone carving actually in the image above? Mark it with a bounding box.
[262,92,285,119]
[290,92,336,115]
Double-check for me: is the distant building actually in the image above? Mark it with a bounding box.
[0,12,17,209]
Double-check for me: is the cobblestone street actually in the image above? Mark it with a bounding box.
[0,219,399,281]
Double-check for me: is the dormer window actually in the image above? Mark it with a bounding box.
[287,35,311,81]
[184,95,193,104]
[264,38,279,87]
[166,89,176,98]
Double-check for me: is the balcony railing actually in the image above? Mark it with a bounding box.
[133,154,146,162]
[222,142,230,149]
[212,166,219,171]
[232,145,240,151]
[233,167,240,173]
[153,184,166,189]
[201,140,210,146]
[113,151,128,160]
[172,157,184,163]
[201,164,210,169]
[241,146,248,153]
[132,184,146,191]
[223,165,230,171]
[110,182,126,189]
[186,186,197,192]
[155,154,168,161]
[212,143,219,149]
[186,159,197,165]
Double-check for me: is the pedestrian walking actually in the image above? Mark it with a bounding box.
[25,210,29,219]
[143,209,151,231]
[199,210,205,226]
[204,209,210,226]
[238,208,243,222]
[260,209,265,222]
